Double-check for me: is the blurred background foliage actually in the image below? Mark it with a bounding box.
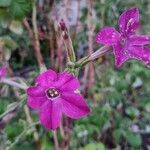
[1,0,150,150]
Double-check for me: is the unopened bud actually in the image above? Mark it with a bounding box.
[59,19,67,31]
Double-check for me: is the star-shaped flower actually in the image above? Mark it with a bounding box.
[27,69,90,130]
[96,7,150,68]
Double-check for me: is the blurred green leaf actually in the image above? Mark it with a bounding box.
[41,135,54,150]
[9,0,32,20]
[9,20,23,35]
[83,143,105,150]
[113,129,124,143]
[126,132,142,148]
[0,36,18,49]
[4,47,11,61]
[125,107,140,118]
[0,0,12,7]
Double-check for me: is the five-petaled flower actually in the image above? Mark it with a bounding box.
[0,65,7,79]
[96,7,150,68]
[27,69,90,130]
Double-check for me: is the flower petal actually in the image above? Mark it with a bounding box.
[59,76,80,92]
[39,99,62,130]
[119,7,139,36]
[96,27,120,45]
[56,72,73,86]
[54,72,80,91]
[0,65,7,79]
[27,85,45,97]
[113,42,129,68]
[27,96,47,109]
[61,92,90,119]
[128,46,150,67]
[36,69,57,87]
[129,35,150,45]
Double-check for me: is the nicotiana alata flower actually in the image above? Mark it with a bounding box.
[27,69,90,130]
[96,7,150,68]
[0,65,7,79]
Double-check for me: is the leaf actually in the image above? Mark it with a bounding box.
[3,47,11,61]
[9,0,32,20]
[125,107,140,118]
[145,102,150,112]
[83,143,105,150]
[0,8,9,19]
[126,132,142,148]
[0,0,12,7]
[41,135,54,150]
[0,19,9,28]
[0,8,10,28]
[0,36,18,49]
[9,20,23,35]
[113,129,124,143]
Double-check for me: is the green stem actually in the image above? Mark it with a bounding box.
[52,130,60,150]
[76,45,112,68]
[1,78,28,90]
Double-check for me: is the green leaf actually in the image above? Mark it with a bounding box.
[41,135,54,150]
[126,132,142,148]
[0,8,11,29]
[9,20,23,35]
[113,129,124,143]
[9,0,32,20]
[0,8,8,18]
[0,36,18,49]
[83,143,105,150]
[3,47,11,61]
[125,106,140,118]
[0,0,12,7]
[145,102,150,112]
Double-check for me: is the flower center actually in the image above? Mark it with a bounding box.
[120,37,126,46]
[46,88,60,99]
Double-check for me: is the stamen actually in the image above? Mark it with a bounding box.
[46,88,60,99]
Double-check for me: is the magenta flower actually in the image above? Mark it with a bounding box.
[27,69,90,130]
[0,65,7,79]
[96,7,150,68]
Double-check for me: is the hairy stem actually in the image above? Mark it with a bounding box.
[24,105,41,150]
[77,45,112,67]
[1,78,28,90]
[86,0,96,87]
[32,0,45,69]
[60,121,65,139]
[52,130,60,150]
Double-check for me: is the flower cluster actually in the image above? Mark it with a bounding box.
[27,70,90,130]
[27,7,150,131]
[96,7,150,68]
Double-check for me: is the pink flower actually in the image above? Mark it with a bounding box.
[0,66,7,79]
[27,69,90,130]
[96,7,150,68]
